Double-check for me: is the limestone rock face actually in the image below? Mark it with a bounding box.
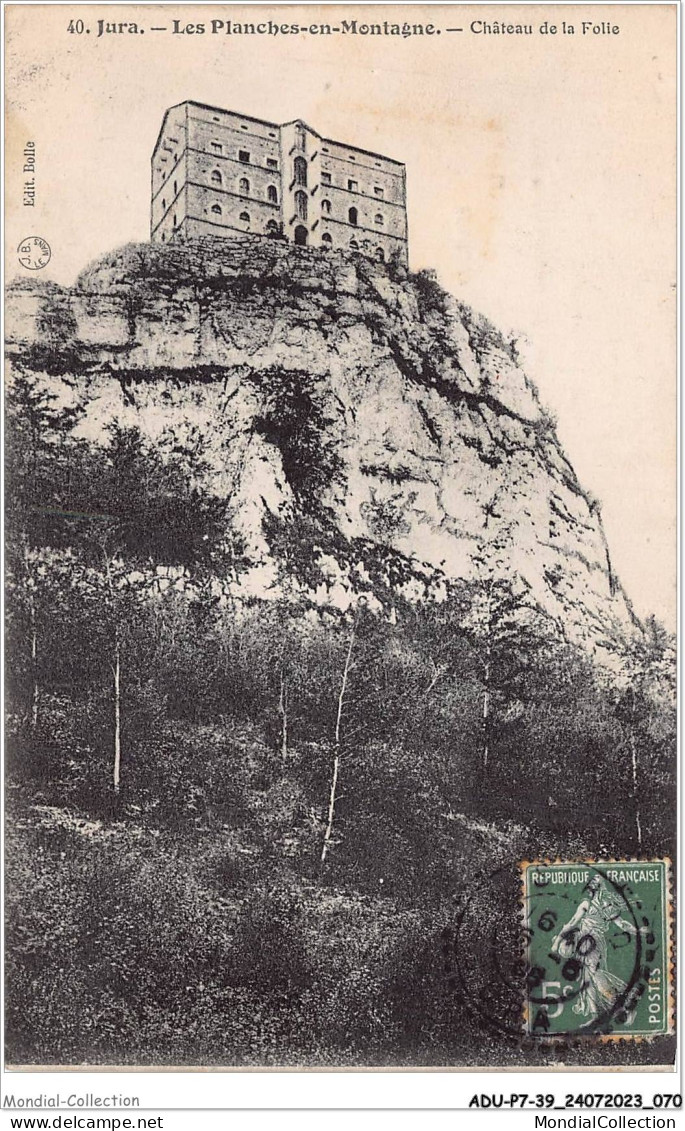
[6,236,640,656]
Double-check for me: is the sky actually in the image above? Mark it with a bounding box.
[5,2,677,628]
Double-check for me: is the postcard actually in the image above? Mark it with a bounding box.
[4,3,677,1071]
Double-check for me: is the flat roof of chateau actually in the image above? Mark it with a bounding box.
[153,101,405,167]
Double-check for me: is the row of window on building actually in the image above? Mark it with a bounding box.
[202,175,386,227]
[160,173,278,212]
[210,171,280,200]
[161,178,387,231]
[321,200,386,227]
[293,156,387,198]
[159,149,390,207]
[205,170,388,226]
[206,140,279,169]
[321,170,387,198]
[205,118,387,171]
[204,148,389,200]
[208,115,278,140]
[157,140,278,186]
[161,132,392,195]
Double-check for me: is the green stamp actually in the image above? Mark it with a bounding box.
[521,860,673,1039]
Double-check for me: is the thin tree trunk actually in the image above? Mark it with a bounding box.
[321,753,340,865]
[104,552,122,795]
[321,623,355,865]
[334,628,355,750]
[482,650,490,771]
[629,690,642,848]
[113,637,122,796]
[279,668,288,759]
[23,538,39,730]
[112,637,121,794]
[30,611,39,730]
[630,733,642,848]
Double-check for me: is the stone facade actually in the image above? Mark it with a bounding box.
[151,102,408,263]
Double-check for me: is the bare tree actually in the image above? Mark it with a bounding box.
[103,549,124,795]
[278,668,289,760]
[482,635,491,771]
[321,618,356,865]
[112,633,122,794]
[25,548,39,731]
[470,507,515,774]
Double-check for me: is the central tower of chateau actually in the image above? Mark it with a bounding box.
[151,102,408,263]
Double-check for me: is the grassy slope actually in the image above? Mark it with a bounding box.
[5,713,673,1070]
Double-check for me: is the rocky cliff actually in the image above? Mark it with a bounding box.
[6,235,640,657]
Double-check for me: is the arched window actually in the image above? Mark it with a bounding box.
[173,214,178,228]
[294,225,308,246]
[161,233,166,243]
[321,233,333,248]
[239,211,250,224]
[162,198,166,210]
[267,184,278,204]
[295,125,306,151]
[349,239,359,250]
[294,156,308,187]
[295,190,308,221]
[321,199,332,215]
[173,180,177,194]
[211,203,222,215]
[375,247,385,262]
[211,169,222,186]
[266,219,279,236]
[239,177,250,195]
[374,213,385,227]
[348,206,358,226]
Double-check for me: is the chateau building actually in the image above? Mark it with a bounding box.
[151,102,408,263]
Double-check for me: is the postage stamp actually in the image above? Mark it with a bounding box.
[521,860,673,1039]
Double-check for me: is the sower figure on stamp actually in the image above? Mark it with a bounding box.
[550,875,644,1025]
